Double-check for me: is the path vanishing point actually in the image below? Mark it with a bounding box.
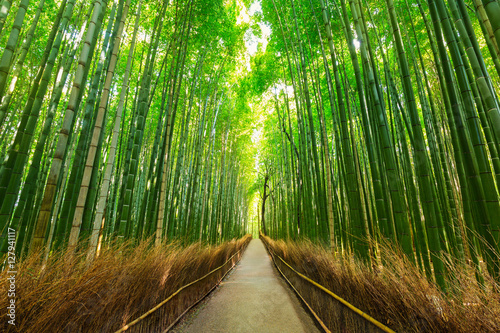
[172,239,321,333]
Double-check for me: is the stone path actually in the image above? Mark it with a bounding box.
[171,239,320,333]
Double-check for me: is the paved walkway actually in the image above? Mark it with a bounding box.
[172,239,320,333]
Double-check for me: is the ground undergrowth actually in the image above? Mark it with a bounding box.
[0,235,252,332]
[261,234,500,333]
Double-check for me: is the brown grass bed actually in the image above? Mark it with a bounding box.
[0,235,252,332]
[261,234,500,333]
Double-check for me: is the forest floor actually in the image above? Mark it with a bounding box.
[171,238,320,333]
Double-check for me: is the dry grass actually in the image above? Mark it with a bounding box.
[261,234,500,333]
[0,235,252,333]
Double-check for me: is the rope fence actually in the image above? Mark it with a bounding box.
[116,237,394,333]
[115,248,244,333]
[262,239,395,333]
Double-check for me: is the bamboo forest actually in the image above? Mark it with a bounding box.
[1,0,500,331]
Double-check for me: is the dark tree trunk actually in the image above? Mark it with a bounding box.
[261,174,270,236]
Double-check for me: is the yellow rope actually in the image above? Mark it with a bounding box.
[266,244,395,333]
[115,249,242,333]
[162,251,244,333]
[270,250,332,333]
